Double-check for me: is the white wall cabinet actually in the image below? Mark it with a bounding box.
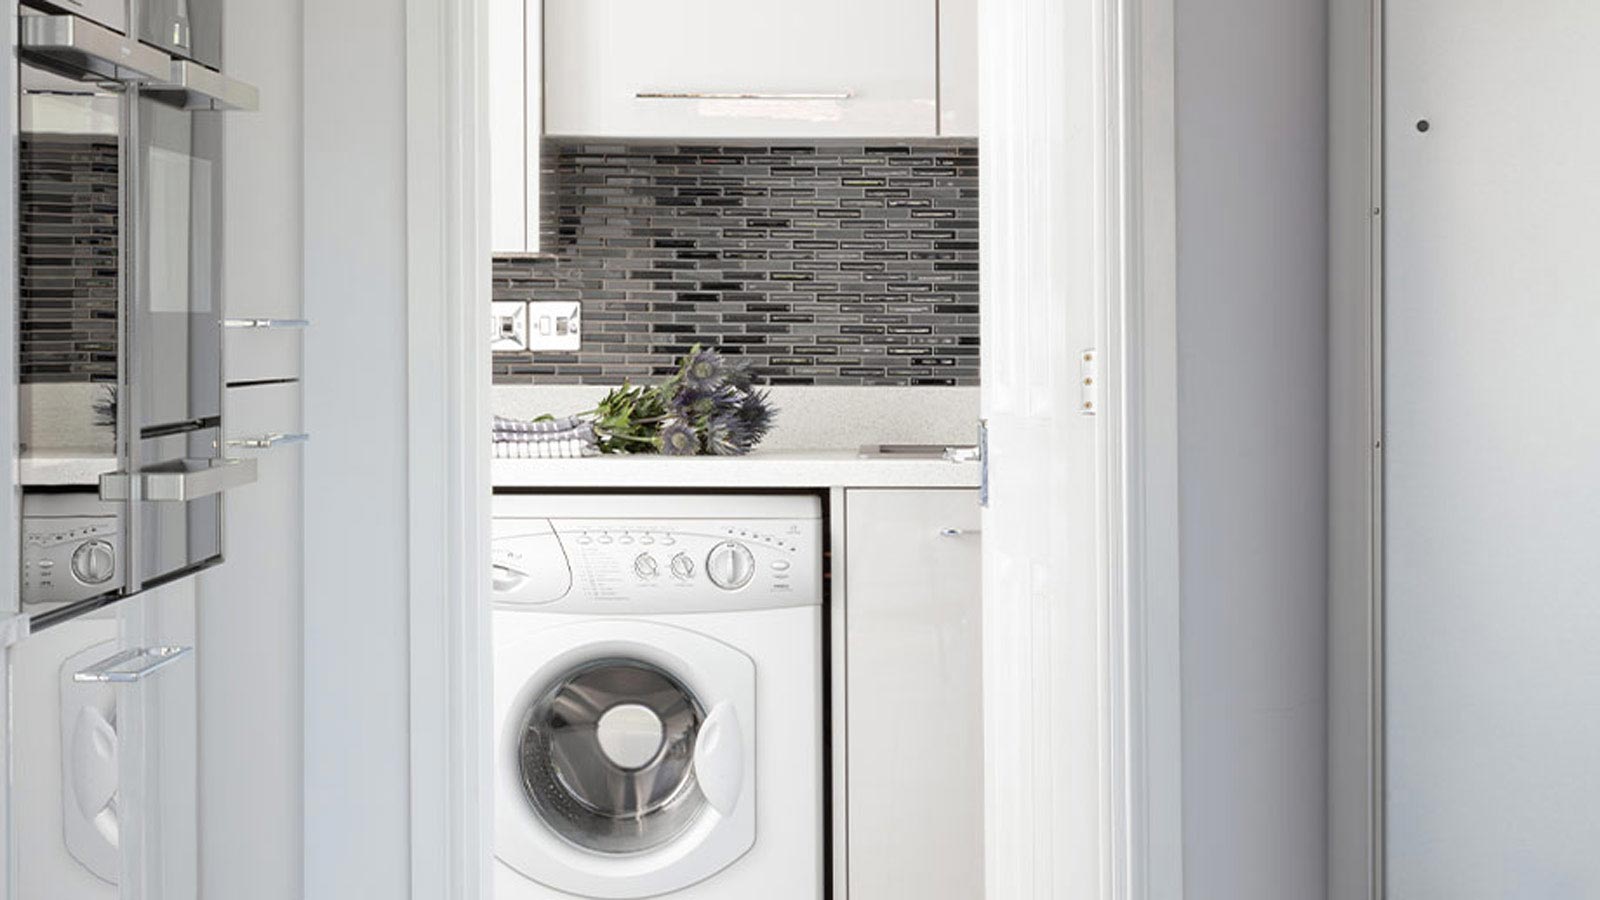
[544,0,939,138]
[938,0,977,136]
[490,0,542,254]
[195,382,304,900]
[843,488,982,899]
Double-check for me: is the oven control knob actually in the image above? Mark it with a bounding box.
[706,541,755,591]
[670,553,695,580]
[71,540,116,586]
[633,553,659,578]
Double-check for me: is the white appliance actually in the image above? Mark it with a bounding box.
[491,494,824,900]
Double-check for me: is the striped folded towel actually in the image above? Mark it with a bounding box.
[492,436,599,459]
[493,414,587,437]
[492,415,601,459]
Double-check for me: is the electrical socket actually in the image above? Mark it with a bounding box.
[527,301,582,352]
[491,301,528,351]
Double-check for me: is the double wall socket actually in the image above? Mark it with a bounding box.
[492,300,581,352]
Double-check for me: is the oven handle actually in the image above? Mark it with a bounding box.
[19,13,173,84]
[99,458,258,503]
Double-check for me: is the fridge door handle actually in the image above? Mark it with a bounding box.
[99,458,258,502]
[72,646,193,684]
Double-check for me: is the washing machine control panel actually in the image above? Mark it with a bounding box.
[498,516,821,614]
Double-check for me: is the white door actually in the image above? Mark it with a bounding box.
[1385,2,1600,895]
[979,0,1112,894]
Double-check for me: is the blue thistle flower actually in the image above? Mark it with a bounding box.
[705,414,740,456]
[722,357,756,392]
[699,389,774,455]
[658,419,699,456]
[682,346,726,392]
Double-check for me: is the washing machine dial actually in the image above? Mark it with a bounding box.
[71,540,116,586]
[633,553,659,579]
[670,553,696,580]
[706,541,755,590]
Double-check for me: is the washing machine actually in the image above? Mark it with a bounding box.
[491,493,825,900]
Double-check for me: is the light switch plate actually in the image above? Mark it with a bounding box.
[527,301,582,352]
[491,301,528,351]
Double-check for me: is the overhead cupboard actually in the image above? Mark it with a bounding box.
[488,0,977,252]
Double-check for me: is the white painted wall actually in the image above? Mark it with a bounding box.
[1174,1,1329,897]
[303,0,414,896]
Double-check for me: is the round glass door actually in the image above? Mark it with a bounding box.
[517,659,709,854]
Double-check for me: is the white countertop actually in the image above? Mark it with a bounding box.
[492,450,981,490]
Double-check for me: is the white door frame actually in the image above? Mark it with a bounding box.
[979,0,1183,894]
[1329,0,1383,897]
[403,0,495,896]
[402,0,1183,896]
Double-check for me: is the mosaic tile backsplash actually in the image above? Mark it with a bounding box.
[18,134,120,384]
[492,141,979,386]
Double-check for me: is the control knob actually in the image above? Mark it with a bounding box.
[670,553,695,580]
[706,541,755,591]
[71,540,116,586]
[633,553,659,579]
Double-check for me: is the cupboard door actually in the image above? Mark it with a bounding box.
[844,488,982,899]
[195,382,303,900]
[937,0,978,136]
[7,581,198,900]
[545,0,938,138]
[490,0,542,254]
[221,0,303,384]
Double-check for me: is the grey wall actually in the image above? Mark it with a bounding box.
[1175,0,1329,897]
[303,0,412,896]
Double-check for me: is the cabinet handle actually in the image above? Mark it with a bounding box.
[228,432,310,451]
[74,646,193,684]
[224,318,310,330]
[635,90,854,101]
[939,528,981,538]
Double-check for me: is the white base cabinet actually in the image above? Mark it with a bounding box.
[843,488,982,899]
[7,581,199,900]
[545,0,938,138]
[195,382,304,900]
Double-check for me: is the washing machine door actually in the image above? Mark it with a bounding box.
[494,620,757,899]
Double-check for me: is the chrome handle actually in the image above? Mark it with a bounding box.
[225,318,309,329]
[939,528,981,538]
[100,458,258,502]
[74,646,193,684]
[228,432,310,450]
[20,14,173,84]
[635,90,854,101]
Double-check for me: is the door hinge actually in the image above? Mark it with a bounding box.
[1,614,33,650]
[978,419,990,508]
[1079,349,1099,416]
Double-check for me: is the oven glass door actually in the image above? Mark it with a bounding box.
[135,92,221,437]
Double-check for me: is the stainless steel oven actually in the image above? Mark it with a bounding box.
[16,5,256,630]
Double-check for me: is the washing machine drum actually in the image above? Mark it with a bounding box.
[495,620,757,899]
[519,660,705,854]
